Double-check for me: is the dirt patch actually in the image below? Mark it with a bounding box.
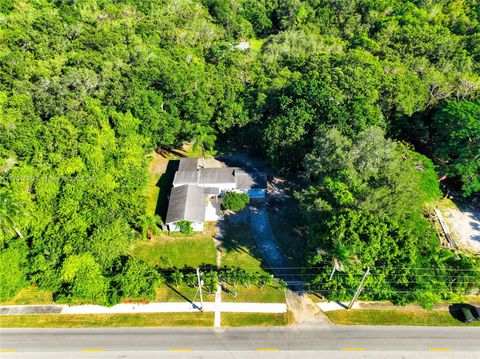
[285,290,331,326]
[440,199,480,253]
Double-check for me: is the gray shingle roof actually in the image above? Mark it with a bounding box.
[166,185,205,224]
[234,170,254,190]
[178,157,199,171]
[199,168,236,185]
[173,171,199,186]
[235,169,267,189]
[203,187,220,195]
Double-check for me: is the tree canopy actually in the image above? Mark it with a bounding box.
[0,0,478,304]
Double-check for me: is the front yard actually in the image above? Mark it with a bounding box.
[130,223,217,268]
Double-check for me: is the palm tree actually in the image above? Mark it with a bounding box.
[192,125,216,168]
[139,214,162,239]
[0,190,24,238]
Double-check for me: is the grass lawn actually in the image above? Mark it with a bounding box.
[220,219,267,272]
[0,286,53,305]
[155,284,215,303]
[131,223,217,268]
[221,312,292,327]
[219,219,285,303]
[306,293,325,304]
[222,285,285,303]
[326,309,480,326]
[0,313,214,328]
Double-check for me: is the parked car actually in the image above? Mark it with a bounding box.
[460,305,480,323]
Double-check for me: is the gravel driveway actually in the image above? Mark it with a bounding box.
[249,203,302,288]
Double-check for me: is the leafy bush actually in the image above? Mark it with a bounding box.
[0,243,27,301]
[176,220,194,235]
[170,269,185,288]
[58,254,109,305]
[116,259,162,301]
[203,270,219,293]
[223,192,249,211]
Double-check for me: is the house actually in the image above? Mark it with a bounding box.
[165,157,266,231]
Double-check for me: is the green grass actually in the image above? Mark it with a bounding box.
[221,221,266,272]
[155,284,215,303]
[0,313,214,328]
[306,293,325,304]
[221,312,292,327]
[0,286,53,305]
[248,38,266,52]
[326,310,480,326]
[222,285,285,303]
[219,220,285,303]
[131,224,217,268]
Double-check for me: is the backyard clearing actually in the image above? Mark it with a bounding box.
[438,198,480,252]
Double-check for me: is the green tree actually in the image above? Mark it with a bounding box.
[432,100,480,196]
[170,269,184,288]
[59,253,109,304]
[192,124,217,168]
[0,242,27,301]
[0,189,24,239]
[117,259,162,301]
[223,192,249,211]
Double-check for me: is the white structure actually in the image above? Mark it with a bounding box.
[165,158,266,231]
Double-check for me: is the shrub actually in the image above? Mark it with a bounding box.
[223,192,249,211]
[59,253,109,304]
[203,270,218,293]
[170,269,184,288]
[176,220,193,235]
[117,259,162,301]
[0,243,27,301]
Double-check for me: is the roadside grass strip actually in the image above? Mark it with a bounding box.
[428,348,451,351]
[169,348,193,352]
[256,348,279,351]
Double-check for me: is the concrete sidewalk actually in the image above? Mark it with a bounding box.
[0,302,286,316]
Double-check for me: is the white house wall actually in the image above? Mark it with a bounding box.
[167,222,204,232]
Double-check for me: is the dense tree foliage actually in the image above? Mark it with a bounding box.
[0,0,478,304]
[397,99,480,196]
[223,191,249,211]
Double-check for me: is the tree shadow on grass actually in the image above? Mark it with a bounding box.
[155,159,179,223]
[217,212,275,274]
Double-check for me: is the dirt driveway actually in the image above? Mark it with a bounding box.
[249,203,302,288]
[443,200,480,253]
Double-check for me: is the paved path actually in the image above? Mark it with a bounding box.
[249,204,301,286]
[1,326,478,358]
[0,302,286,316]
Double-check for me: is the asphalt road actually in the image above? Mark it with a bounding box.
[1,326,479,358]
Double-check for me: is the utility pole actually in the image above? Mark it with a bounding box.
[196,268,204,311]
[328,267,336,281]
[348,266,370,310]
